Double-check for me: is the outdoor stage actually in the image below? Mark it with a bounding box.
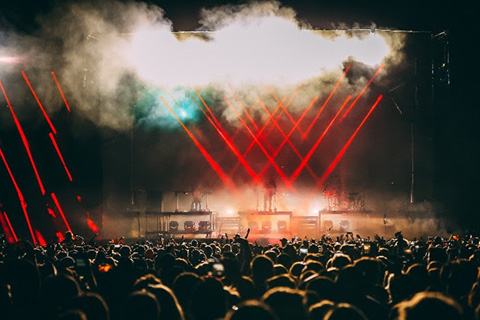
[123,203,445,245]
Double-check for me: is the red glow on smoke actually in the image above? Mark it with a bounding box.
[51,71,71,112]
[0,80,45,195]
[87,218,99,233]
[22,71,57,134]
[47,207,56,218]
[35,229,47,246]
[56,231,65,243]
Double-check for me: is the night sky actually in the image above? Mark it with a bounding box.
[1,0,479,240]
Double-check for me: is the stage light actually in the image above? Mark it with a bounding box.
[169,220,179,231]
[184,221,195,231]
[340,220,350,232]
[198,221,211,232]
[277,220,287,232]
[262,221,272,231]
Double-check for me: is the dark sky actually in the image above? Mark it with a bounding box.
[0,0,471,32]
[1,0,479,233]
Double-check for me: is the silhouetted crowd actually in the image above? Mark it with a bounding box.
[1,229,480,320]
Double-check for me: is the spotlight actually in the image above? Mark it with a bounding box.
[262,221,272,231]
[184,221,195,232]
[340,220,350,232]
[198,221,211,232]
[277,220,287,231]
[169,221,179,231]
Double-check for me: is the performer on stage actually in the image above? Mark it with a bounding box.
[190,189,202,211]
[263,176,276,212]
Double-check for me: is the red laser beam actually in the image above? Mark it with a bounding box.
[273,84,303,124]
[290,95,352,182]
[267,96,318,163]
[229,86,260,132]
[22,71,57,134]
[0,213,15,243]
[224,98,285,180]
[49,133,73,181]
[160,97,236,191]
[237,96,287,160]
[191,89,261,182]
[87,218,99,233]
[0,148,37,245]
[319,95,383,186]
[51,71,71,112]
[270,92,304,135]
[198,93,263,181]
[341,64,384,120]
[256,97,318,180]
[51,192,72,233]
[303,65,351,138]
[226,97,291,188]
[56,231,65,243]
[2,211,18,242]
[0,80,46,195]
[193,96,260,183]
[35,229,47,246]
[256,96,318,179]
[260,84,304,140]
[224,97,276,154]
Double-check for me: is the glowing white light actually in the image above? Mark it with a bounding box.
[0,56,20,64]
[121,16,391,88]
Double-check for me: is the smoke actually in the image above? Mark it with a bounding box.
[0,0,408,131]
[1,0,439,241]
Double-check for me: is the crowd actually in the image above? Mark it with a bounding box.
[1,229,480,320]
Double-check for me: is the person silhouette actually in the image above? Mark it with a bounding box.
[190,189,202,211]
[263,177,276,212]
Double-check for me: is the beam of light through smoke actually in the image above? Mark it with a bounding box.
[256,96,319,181]
[192,93,261,184]
[160,96,237,191]
[0,79,46,195]
[51,71,71,112]
[22,71,58,134]
[318,94,384,187]
[51,192,72,233]
[0,148,37,245]
[49,132,73,181]
[1,211,19,243]
[341,64,385,120]
[226,95,292,188]
[291,95,352,182]
[303,65,351,138]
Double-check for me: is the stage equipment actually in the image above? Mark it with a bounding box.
[169,220,179,231]
[277,220,287,232]
[184,221,195,231]
[198,220,211,232]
